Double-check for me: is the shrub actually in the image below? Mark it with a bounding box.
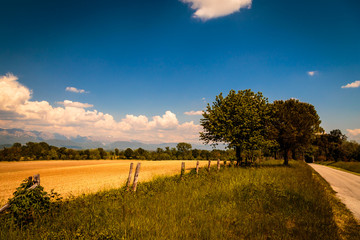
[7,178,61,227]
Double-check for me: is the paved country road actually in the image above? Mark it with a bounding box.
[309,163,360,221]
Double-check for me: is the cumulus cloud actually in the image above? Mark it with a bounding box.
[0,73,202,143]
[184,110,203,116]
[57,100,94,108]
[307,71,317,76]
[66,87,88,93]
[181,0,252,20]
[0,73,32,111]
[347,129,360,136]
[341,80,360,89]
[346,129,360,142]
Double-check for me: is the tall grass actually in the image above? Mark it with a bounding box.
[318,161,360,175]
[1,160,359,239]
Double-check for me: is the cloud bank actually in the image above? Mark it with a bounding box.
[0,73,201,143]
[347,129,360,142]
[341,80,360,89]
[181,0,252,20]
[57,100,94,108]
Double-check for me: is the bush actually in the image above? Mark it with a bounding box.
[7,178,61,227]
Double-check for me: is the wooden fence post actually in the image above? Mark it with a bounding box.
[126,163,134,191]
[33,174,40,185]
[217,159,220,171]
[196,161,199,174]
[181,162,185,177]
[208,160,211,172]
[132,163,141,192]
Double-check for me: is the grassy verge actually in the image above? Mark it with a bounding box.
[1,160,359,239]
[317,161,360,175]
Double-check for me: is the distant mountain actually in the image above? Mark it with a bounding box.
[0,128,96,149]
[0,128,219,150]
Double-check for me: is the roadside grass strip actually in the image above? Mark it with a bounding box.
[1,160,359,239]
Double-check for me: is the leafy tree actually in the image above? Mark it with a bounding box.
[114,148,120,158]
[200,89,271,165]
[176,142,192,159]
[124,148,134,159]
[270,99,322,165]
[176,142,192,153]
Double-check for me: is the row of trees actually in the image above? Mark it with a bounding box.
[0,142,236,161]
[200,89,359,165]
[313,129,360,162]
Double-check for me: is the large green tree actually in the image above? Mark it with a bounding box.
[200,89,271,165]
[270,99,322,165]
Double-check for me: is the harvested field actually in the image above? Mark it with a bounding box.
[0,160,214,204]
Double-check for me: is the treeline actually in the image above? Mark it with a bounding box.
[312,129,360,162]
[0,142,235,161]
[200,90,360,165]
[0,132,359,162]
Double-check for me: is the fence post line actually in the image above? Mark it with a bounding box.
[217,159,220,171]
[126,163,134,191]
[132,163,141,192]
[208,160,211,172]
[181,162,185,177]
[196,161,199,174]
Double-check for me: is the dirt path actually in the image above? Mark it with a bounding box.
[309,163,360,221]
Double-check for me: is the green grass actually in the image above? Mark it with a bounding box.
[1,160,359,239]
[317,161,360,175]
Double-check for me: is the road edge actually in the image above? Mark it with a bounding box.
[308,164,360,239]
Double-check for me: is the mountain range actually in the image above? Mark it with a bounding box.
[0,128,217,150]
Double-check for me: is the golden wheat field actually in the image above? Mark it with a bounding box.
[0,160,215,205]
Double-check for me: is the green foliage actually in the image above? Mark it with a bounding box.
[0,141,237,161]
[270,99,322,165]
[200,89,272,164]
[314,129,360,162]
[6,178,61,227]
[124,148,134,159]
[1,161,358,239]
[318,161,360,175]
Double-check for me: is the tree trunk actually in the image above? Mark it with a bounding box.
[283,149,290,166]
[236,146,242,166]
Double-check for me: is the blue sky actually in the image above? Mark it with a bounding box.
[0,0,359,143]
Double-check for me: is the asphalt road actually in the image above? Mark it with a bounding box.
[309,163,360,221]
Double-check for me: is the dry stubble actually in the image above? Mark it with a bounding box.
[0,160,214,204]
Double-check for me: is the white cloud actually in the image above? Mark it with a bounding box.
[341,80,360,89]
[184,110,203,116]
[57,100,94,108]
[66,87,88,93]
[181,0,252,20]
[307,71,317,76]
[347,129,360,136]
[0,73,202,143]
[0,73,32,111]
[346,129,360,142]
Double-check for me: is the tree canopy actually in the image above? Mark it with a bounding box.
[269,99,322,165]
[200,89,271,165]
